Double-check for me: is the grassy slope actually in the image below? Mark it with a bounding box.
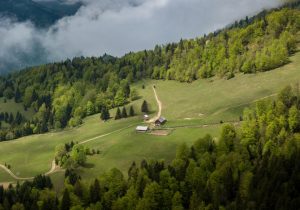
[0,98,35,120]
[78,125,220,180]
[0,51,299,184]
[141,52,300,126]
[0,168,17,183]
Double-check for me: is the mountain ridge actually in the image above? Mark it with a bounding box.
[0,0,82,27]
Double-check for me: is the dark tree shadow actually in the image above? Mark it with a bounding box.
[83,163,95,168]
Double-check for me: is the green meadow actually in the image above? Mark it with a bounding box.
[0,50,299,185]
[0,98,35,120]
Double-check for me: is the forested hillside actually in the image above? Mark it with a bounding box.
[0,5,299,140]
[1,85,300,210]
[0,0,81,27]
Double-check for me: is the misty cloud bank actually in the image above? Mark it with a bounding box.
[0,0,281,74]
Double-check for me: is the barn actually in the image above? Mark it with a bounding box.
[136,126,149,132]
[155,117,167,126]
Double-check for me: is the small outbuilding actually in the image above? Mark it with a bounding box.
[155,117,167,126]
[144,114,149,121]
[136,126,149,132]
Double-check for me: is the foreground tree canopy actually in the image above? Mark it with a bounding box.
[1,84,300,209]
[0,4,299,141]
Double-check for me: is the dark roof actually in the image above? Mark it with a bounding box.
[156,117,167,124]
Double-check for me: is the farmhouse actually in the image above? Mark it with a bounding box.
[155,117,167,126]
[136,126,149,132]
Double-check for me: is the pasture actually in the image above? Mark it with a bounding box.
[0,50,299,187]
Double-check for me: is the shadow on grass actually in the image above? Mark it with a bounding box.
[83,163,95,169]
[147,110,157,115]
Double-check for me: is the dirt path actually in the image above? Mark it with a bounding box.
[0,87,161,181]
[0,164,33,180]
[0,160,58,181]
[212,93,277,116]
[0,124,136,181]
[79,124,136,144]
[0,86,161,181]
[0,87,276,182]
[149,86,162,123]
[164,120,242,129]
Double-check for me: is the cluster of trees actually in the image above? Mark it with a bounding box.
[115,106,135,120]
[0,111,25,127]
[0,111,27,141]
[1,85,300,209]
[0,6,299,141]
[0,72,136,140]
[0,175,53,210]
[55,142,92,169]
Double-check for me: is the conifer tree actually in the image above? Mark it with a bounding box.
[90,179,101,203]
[122,107,128,118]
[129,106,135,117]
[8,113,14,124]
[141,100,149,113]
[115,107,122,120]
[100,107,110,121]
[60,189,71,210]
[172,192,184,210]
[14,87,21,103]
[74,180,83,198]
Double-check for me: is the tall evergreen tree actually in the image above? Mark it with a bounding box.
[115,107,122,120]
[129,106,135,117]
[124,82,131,98]
[60,189,71,210]
[90,179,101,203]
[15,112,23,125]
[8,113,14,124]
[172,192,184,210]
[14,87,21,103]
[141,100,149,113]
[122,107,128,118]
[74,180,83,198]
[100,107,110,121]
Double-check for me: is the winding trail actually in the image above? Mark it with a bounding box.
[0,160,57,181]
[79,124,136,145]
[149,86,162,123]
[0,124,137,181]
[212,93,277,116]
[0,86,276,182]
[0,86,163,182]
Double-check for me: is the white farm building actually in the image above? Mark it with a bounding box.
[136,126,149,132]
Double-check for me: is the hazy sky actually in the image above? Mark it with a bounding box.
[0,0,282,73]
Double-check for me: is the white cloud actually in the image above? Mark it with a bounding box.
[0,0,281,73]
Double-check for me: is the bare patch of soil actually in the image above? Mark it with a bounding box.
[149,129,173,136]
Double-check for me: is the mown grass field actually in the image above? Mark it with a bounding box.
[0,50,299,188]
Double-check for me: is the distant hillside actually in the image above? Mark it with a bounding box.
[0,5,299,141]
[0,0,81,27]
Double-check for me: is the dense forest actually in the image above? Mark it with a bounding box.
[0,85,299,210]
[0,0,81,27]
[0,4,299,141]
